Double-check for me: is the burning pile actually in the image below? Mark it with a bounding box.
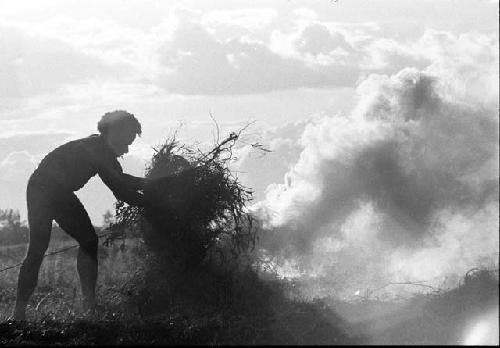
[110,132,258,270]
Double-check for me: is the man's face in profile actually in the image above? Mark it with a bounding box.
[107,126,137,157]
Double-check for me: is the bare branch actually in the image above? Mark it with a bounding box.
[209,111,220,145]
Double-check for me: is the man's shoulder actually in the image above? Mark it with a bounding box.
[68,134,107,151]
[57,134,99,147]
[50,135,108,161]
[78,134,102,145]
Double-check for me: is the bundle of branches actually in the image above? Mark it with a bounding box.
[109,130,260,271]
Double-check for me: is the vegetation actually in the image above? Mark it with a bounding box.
[0,209,93,246]
[109,130,258,271]
[0,209,28,245]
[0,238,359,345]
[0,239,497,345]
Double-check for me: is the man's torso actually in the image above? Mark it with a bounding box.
[32,135,120,192]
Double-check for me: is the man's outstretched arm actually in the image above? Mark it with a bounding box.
[97,161,147,207]
[122,173,147,191]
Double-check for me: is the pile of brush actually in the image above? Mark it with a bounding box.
[109,131,259,271]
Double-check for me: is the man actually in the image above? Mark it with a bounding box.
[11,110,148,321]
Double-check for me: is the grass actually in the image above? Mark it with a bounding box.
[0,239,144,322]
[0,238,361,345]
[0,238,498,345]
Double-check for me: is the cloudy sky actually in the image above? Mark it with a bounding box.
[0,0,498,233]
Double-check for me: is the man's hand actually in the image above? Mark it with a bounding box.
[120,173,144,190]
[142,177,153,188]
[137,177,157,191]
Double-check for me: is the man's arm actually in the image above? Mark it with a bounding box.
[97,160,146,207]
[122,173,147,191]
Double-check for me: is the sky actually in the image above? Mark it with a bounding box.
[0,0,497,223]
[0,0,498,291]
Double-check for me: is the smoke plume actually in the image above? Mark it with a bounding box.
[252,66,499,297]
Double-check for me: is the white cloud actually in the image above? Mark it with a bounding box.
[292,8,319,22]
[0,21,130,100]
[269,22,359,65]
[1,16,158,79]
[202,8,278,30]
[0,132,73,161]
[3,4,496,98]
[0,150,35,167]
[420,30,499,107]
[156,20,361,94]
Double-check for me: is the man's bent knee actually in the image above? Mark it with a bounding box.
[79,235,98,257]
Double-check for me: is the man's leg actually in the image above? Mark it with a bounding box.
[13,186,53,321]
[53,193,98,311]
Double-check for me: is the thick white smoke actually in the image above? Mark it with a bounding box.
[252,49,499,297]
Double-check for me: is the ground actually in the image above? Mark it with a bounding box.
[0,239,498,345]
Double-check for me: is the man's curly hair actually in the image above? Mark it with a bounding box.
[97,110,142,136]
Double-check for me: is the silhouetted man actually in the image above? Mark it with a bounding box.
[12,110,147,321]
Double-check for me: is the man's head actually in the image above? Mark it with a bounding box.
[97,110,141,157]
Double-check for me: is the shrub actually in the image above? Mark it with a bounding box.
[109,130,259,271]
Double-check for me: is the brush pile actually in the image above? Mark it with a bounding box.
[109,131,258,270]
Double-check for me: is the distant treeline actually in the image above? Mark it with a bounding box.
[0,208,106,246]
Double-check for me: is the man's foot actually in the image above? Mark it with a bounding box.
[81,304,106,320]
[10,301,28,322]
[81,296,96,310]
[81,297,106,318]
